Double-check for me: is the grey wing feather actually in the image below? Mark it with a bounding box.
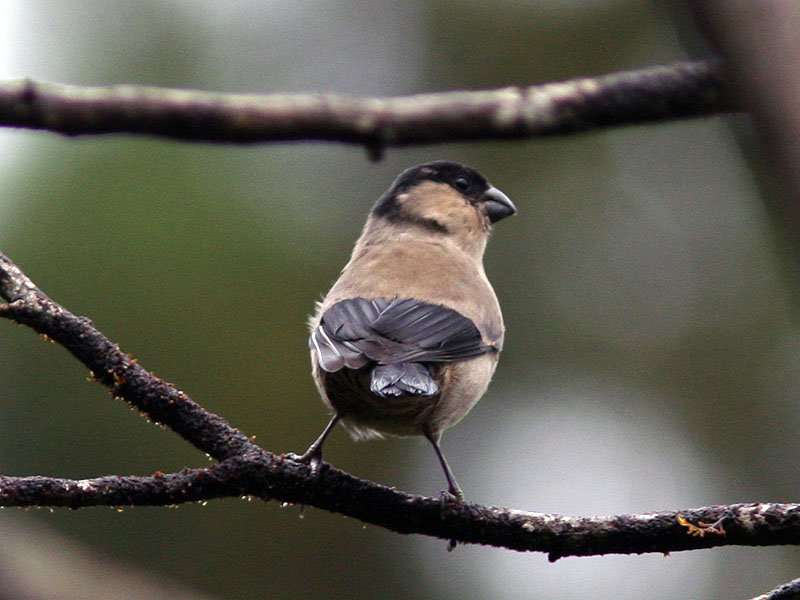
[310,298,387,371]
[310,297,493,373]
[370,298,490,360]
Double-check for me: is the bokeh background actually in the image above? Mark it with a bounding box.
[0,1,798,599]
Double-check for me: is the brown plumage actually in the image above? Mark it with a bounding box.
[298,161,515,499]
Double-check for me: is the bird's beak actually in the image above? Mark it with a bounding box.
[482,187,517,223]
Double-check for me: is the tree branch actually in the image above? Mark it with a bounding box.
[1,249,799,566]
[0,60,732,155]
[1,459,799,561]
[685,2,800,265]
[0,252,257,462]
[750,577,800,600]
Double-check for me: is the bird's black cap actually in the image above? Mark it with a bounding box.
[373,161,516,223]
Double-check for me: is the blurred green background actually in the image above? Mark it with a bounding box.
[0,1,798,599]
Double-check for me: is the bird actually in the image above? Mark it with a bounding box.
[297,160,516,500]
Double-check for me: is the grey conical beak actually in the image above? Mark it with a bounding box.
[482,187,517,223]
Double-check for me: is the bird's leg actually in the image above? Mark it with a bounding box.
[291,414,340,476]
[425,427,462,550]
[424,427,464,502]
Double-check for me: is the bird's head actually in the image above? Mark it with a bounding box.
[368,161,516,258]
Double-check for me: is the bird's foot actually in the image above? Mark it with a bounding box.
[285,448,325,519]
[439,489,463,507]
[286,447,324,477]
[438,489,463,551]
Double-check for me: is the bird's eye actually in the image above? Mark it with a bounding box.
[453,177,470,191]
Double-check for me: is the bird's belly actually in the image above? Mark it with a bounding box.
[315,353,497,440]
[320,366,440,439]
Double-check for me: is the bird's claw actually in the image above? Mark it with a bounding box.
[439,489,462,509]
[286,450,323,477]
[438,490,463,551]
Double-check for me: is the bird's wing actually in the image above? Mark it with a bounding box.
[310,297,495,372]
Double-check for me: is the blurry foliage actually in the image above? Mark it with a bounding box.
[0,1,798,599]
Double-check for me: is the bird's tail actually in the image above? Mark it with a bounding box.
[370,363,439,398]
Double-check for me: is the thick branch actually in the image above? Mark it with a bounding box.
[686,1,800,258]
[0,459,798,560]
[0,252,258,462]
[750,577,800,600]
[0,60,732,152]
[1,250,800,562]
